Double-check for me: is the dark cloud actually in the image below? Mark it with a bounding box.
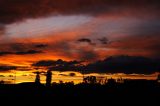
[78,38,92,43]
[0,75,5,77]
[32,59,82,72]
[84,56,160,74]
[0,65,17,72]
[0,50,42,56]
[32,56,160,74]
[78,37,114,46]
[10,43,48,51]
[0,51,12,56]
[0,0,159,24]
[0,0,96,24]
[59,73,76,77]
[0,43,45,56]
[34,44,48,48]
[98,37,109,45]
[32,59,81,67]
[59,74,68,77]
[32,60,56,67]
[15,50,42,55]
[16,66,32,71]
[69,73,76,77]
[77,38,95,45]
[0,41,99,61]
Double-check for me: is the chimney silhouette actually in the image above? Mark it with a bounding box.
[35,72,41,85]
[46,70,52,87]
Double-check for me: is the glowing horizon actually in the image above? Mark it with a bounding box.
[0,0,160,83]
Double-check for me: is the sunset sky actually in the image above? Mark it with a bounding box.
[0,0,160,84]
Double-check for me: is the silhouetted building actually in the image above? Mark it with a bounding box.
[46,70,52,87]
[35,72,41,85]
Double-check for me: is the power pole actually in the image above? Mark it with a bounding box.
[14,70,16,84]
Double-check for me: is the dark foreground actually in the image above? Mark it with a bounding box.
[0,80,159,105]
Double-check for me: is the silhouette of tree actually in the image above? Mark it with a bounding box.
[90,76,97,84]
[0,80,4,84]
[83,76,89,83]
[83,76,97,84]
[104,78,108,84]
[59,80,64,84]
[107,77,116,85]
[117,77,123,83]
[46,70,52,87]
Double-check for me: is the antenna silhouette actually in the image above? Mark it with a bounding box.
[15,70,16,84]
[13,69,16,84]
